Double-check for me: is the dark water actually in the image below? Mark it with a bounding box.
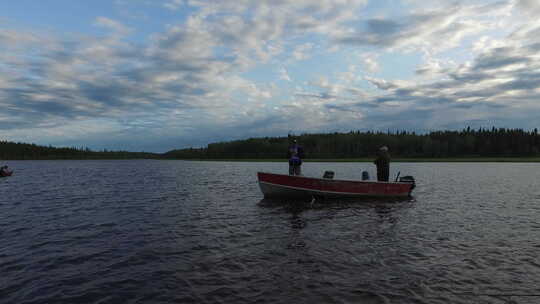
[1,160,540,304]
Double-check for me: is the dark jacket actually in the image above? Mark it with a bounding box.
[374,151,390,181]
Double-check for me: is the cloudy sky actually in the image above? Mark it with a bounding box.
[1,0,540,152]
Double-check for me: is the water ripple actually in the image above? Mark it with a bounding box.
[1,161,540,303]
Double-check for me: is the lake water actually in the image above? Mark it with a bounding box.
[1,160,540,304]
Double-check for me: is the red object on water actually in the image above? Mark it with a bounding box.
[257,172,414,199]
[0,170,13,177]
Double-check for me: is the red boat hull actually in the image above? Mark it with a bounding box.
[0,171,13,177]
[257,172,414,199]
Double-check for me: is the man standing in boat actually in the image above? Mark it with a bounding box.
[374,146,390,181]
[287,139,305,175]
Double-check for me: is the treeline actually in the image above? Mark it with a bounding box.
[0,141,158,160]
[164,127,540,159]
[3,127,540,160]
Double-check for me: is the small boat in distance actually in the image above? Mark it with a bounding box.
[257,172,415,199]
[0,170,13,177]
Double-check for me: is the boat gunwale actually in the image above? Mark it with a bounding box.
[257,171,411,185]
[258,180,409,197]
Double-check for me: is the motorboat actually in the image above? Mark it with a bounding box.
[257,172,415,199]
[0,170,13,177]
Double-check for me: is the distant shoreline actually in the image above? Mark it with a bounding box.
[167,157,540,162]
[4,157,540,162]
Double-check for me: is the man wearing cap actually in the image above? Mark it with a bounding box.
[287,139,305,175]
[374,146,390,181]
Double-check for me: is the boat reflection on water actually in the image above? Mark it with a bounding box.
[257,195,415,210]
[257,195,416,230]
[256,196,417,260]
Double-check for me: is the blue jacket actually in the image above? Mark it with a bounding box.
[287,144,305,165]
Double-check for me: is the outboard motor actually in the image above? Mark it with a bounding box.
[323,171,334,179]
[399,175,416,194]
[361,171,370,181]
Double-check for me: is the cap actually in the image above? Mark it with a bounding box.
[379,146,388,151]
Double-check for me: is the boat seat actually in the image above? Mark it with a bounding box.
[323,171,334,179]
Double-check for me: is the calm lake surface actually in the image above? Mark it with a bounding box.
[1,160,540,304]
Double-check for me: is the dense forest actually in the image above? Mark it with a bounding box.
[0,141,158,160]
[2,127,540,160]
[164,127,540,159]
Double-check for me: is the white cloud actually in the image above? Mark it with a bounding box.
[94,17,132,36]
[335,1,514,54]
[164,0,184,10]
[279,67,292,82]
[361,53,379,73]
[415,56,455,78]
[292,43,314,61]
[0,29,41,47]
[516,0,540,16]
